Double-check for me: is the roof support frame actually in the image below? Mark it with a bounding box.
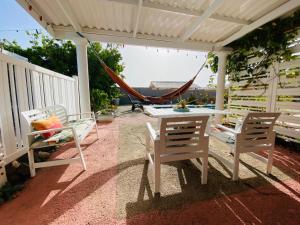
[104,0,250,25]
[180,0,225,41]
[133,0,143,38]
[55,0,82,32]
[53,26,231,52]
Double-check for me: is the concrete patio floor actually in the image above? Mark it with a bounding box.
[0,107,299,225]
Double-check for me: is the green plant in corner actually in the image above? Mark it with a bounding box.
[207,9,300,86]
[90,89,110,112]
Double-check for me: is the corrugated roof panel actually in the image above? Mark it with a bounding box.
[243,0,288,21]
[32,0,70,26]
[68,0,135,32]
[150,0,210,12]
[189,18,240,42]
[215,0,288,21]
[139,7,193,38]
[27,0,298,46]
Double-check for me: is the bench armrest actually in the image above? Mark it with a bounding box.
[216,124,240,135]
[67,112,95,117]
[67,112,96,121]
[28,126,75,136]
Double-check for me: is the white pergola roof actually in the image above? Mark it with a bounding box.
[17,0,300,51]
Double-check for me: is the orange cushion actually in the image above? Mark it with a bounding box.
[31,115,63,139]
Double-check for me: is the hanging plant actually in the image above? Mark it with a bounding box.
[207,9,300,85]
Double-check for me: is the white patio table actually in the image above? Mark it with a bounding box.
[144,105,229,129]
[144,105,228,118]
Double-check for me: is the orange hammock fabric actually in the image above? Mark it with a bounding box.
[75,32,201,104]
[101,62,197,104]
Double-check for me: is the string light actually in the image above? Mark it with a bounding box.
[0,28,43,33]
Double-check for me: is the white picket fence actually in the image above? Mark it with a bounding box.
[0,52,80,181]
[227,56,300,143]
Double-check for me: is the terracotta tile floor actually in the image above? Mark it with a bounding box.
[0,110,299,225]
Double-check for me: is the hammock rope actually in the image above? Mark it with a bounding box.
[76,32,209,104]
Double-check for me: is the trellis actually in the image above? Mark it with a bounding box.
[227,57,300,143]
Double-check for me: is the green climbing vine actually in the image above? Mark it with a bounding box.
[207,9,300,84]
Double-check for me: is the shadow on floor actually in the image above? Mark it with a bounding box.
[124,158,300,225]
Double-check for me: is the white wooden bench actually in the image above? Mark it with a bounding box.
[22,105,99,177]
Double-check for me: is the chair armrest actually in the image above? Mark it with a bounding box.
[28,127,75,136]
[146,122,159,141]
[216,124,240,135]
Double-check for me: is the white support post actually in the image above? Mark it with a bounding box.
[215,51,227,124]
[75,39,91,113]
[72,75,81,115]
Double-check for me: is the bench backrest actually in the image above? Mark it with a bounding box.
[159,116,209,154]
[237,112,280,152]
[22,105,68,144]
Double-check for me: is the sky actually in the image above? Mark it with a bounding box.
[0,0,214,87]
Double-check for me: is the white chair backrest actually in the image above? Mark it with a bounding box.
[238,112,280,150]
[159,116,209,153]
[21,105,68,145]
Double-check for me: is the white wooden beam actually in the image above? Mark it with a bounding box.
[55,0,82,32]
[15,0,55,37]
[180,0,225,41]
[105,0,250,25]
[218,0,300,46]
[133,0,143,38]
[53,25,232,52]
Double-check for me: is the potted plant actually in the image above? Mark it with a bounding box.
[173,96,190,112]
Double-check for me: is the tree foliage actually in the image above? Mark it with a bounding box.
[0,32,124,101]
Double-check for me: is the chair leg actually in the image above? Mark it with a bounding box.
[28,149,36,177]
[154,143,161,194]
[145,133,150,160]
[201,154,208,184]
[232,151,240,181]
[267,147,274,174]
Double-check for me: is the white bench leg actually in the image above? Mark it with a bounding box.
[72,129,86,171]
[28,149,36,177]
[73,134,86,171]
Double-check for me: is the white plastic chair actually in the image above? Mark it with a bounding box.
[145,116,209,194]
[209,112,280,180]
